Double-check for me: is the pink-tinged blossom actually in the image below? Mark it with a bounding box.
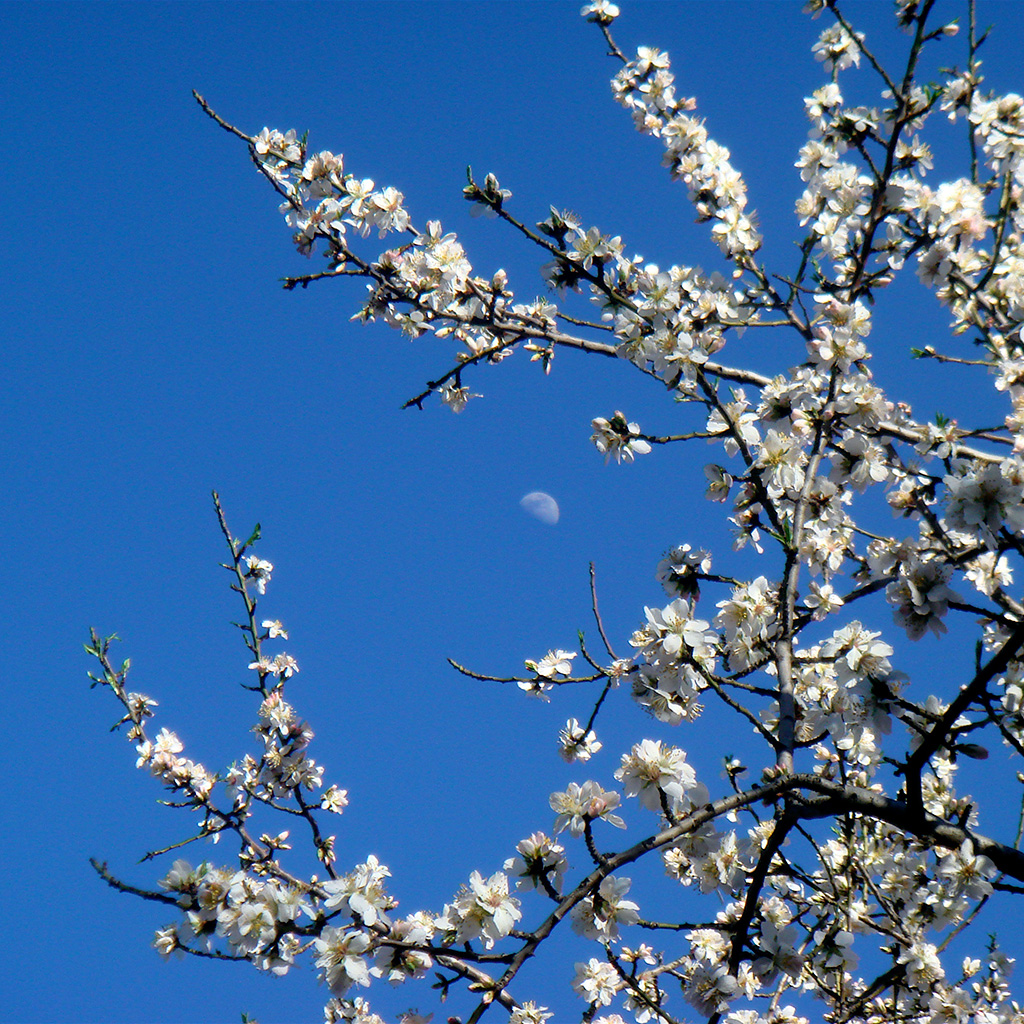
[550,781,626,835]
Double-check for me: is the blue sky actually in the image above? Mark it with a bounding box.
[5,2,1024,1022]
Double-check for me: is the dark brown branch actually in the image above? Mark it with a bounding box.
[192,91,253,144]
[90,858,184,907]
[904,616,1024,818]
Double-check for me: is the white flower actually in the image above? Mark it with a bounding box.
[438,381,480,413]
[591,411,652,463]
[811,23,863,72]
[572,875,640,941]
[693,831,744,893]
[813,928,858,973]
[245,556,274,594]
[707,390,760,456]
[263,882,309,925]
[682,958,739,1016]
[366,186,410,236]
[804,581,844,621]
[527,649,577,678]
[964,551,1013,597]
[898,941,944,988]
[436,871,521,948]
[153,924,183,959]
[936,840,996,900]
[137,727,184,773]
[235,899,276,950]
[705,464,733,501]
[656,544,712,599]
[521,649,577,701]
[126,692,158,718]
[504,832,567,893]
[825,621,894,688]
[944,459,1024,547]
[580,0,619,23]
[253,127,301,165]
[271,653,299,678]
[321,855,393,928]
[321,785,349,813]
[509,1003,553,1024]
[520,649,577,700]
[558,719,602,762]
[573,958,622,1006]
[314,927,372,994]
[374,915,434,984]
[616,739,700,813]
[886,556,959,639]
[635,598,718,671]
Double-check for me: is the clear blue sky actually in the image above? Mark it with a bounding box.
[5,2,1024,1022]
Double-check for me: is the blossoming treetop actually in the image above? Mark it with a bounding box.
[89,1,1024,1021]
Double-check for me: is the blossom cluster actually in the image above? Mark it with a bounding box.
[611,46,763,259]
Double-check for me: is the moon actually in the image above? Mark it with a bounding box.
[519,491,560,525]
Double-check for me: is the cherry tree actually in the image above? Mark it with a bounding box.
[88,1,1024,1021]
